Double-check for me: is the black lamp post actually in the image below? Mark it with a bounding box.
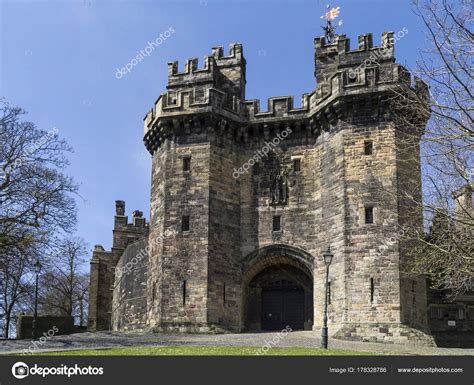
[321,246,333,349]
[32,258,42,339]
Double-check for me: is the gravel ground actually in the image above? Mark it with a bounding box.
[0,331,473,356]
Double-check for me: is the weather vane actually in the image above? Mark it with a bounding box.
[320,4,343,43]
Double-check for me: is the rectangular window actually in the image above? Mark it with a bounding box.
[430,306,445,320]
[183,156,191,172]
[182,280,187,306]
[273,215,281,232]
[181,215,190,232]
[364,140,373,155]
[293,158,301,172]
[365,207,374,224]
[168,92,177,105]
[195,88,205,100]
[458,307,465,320]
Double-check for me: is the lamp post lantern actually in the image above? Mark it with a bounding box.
[32,258,42,339]
[321,246,333,349]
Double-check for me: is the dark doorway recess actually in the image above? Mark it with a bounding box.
[243,263,313,332]
[262,280,305,330]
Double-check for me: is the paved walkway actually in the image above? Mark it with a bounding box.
[0,331,473,355]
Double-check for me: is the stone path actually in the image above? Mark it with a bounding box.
[0,331,473,355]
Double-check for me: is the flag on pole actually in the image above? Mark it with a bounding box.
[321,6,340,21]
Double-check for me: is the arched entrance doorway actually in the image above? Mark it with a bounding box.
[241,245,314,331]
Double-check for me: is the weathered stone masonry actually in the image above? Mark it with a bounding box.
[89,32,435,344]
[88,202,148,331]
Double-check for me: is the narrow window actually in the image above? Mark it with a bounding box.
[458,307,465,320]
[370,278,374,303]
[364,140,373,155]
[273,215,281,232]
[152,282,156,305]
[195,88,204,100]
[293,158,301,172]
[183,156,191,172]
[365,207,374,224]
[182,215,190,232]
[169,92,177,105]
[328,281,331,305]
[223,282,226,305]
[254,162,260,175]
[183,280,187,306]
[431,306,444,319]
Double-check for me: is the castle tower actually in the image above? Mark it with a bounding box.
[134,32,433,342]
[143,44,246,331]
[453,184,473,236]
[88,201,148,330]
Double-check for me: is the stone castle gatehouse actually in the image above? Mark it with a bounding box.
[88,32,435,344]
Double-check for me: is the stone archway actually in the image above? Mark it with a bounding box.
[241,244,314,331]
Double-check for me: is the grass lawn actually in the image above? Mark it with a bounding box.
[35,345,370,356]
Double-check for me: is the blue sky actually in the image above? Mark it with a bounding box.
[0,0,425,252]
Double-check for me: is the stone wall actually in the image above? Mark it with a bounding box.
[88,246,113,331]
[342,123,400,325]
[207,136,241,329]
[16,315,74,339]
[88,202,148,331]
[147,139,212,332]
[111,237,148,331]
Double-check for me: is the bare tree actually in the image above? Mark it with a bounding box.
[0,234,41,338]
[39,237,89,325]
[75,274,90,327]
[387,0,473,296]
[0,101,79,337]
[0,101,78,249]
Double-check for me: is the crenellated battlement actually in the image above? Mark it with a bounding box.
[167,56,214,77]
[314,32,396,85]
[166,43,246,100]
[167,43,245,77]
[314,32,395,53]
[243,94,312,120]
[143,32,427,155]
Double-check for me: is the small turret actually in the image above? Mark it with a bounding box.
[166,43,246,100]
[314,32,395,85]
[133,210,146,227]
